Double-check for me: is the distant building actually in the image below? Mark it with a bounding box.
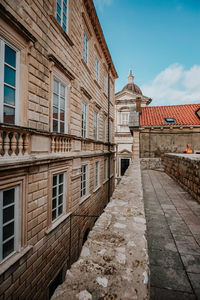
[0,1,117,299]
[115,71,151,178]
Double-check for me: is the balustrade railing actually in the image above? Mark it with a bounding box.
[0,128,30,157]
[51,135,72,153]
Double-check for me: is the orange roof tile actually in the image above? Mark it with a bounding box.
[140,104,200,126]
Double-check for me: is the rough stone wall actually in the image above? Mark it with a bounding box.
[140,129,200,158]
[163,154,200,203]
[140,158,163,170]
[52,160,149,300]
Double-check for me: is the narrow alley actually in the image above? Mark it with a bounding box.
[143,169,200,300]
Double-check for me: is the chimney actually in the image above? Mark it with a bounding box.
[136,97,142,113]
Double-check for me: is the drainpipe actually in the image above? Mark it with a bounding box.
[107,63,111,203]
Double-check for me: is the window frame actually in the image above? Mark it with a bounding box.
[94,161,99,189]
[0,38,20,125]
[52,70,69,134]
[103,117,107,142]
[52,172,66,223]
[121,112,129,125]
[104,158,108,181]
[56,0,68,33]
[83,32,88,65]
[93,111,98,140]
[0,185,19,263]
[95,57,99,83]
[82,101,87,138]
[81,164,89,199]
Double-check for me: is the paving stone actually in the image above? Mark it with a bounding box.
[149,250,183,270]
[175,238,200,255]
[150,266,192,292]
[147,237,177,252]
[150,287,196,300]
[188,224,200,234]
[181,254,200,273]
[194,235,200,246]
[170,224,193,236]
[188,273,200,289]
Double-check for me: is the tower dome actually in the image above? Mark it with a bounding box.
[122,70,143,95]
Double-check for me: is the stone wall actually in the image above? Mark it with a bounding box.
[140,129,200,158]
[140,158,163,170]
[162,154,200,203]
[52,160,149,300]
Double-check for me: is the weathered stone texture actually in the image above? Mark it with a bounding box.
[52,160,149,300]
[163,154,200,203]
[140,158,163,170]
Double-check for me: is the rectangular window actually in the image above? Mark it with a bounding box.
[82,102,87,138]
[104,159,108,180]
[0,186,18,262]
[83,33,88,64]
[95,58,99,82]
[93,111,98,140]
[56,0,68,32]
[0,40,19,124]
[94,161,99,188]
[53,78,66,133]
[52,173,65,221]
[122,112,129,125]
[109,120,112,142]
[103,118,106,142]
[110,82,113,102]
[81,164,87,198]
[104,74,108,94]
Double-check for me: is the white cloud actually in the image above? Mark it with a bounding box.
[93,0,113,11]
[141,64,200,106]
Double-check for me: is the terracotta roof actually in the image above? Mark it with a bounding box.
[140,104,200,126]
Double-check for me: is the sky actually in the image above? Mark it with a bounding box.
[93,0,200,106]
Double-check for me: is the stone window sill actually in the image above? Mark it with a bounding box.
[45,213,72,235]
[94,79,101,90]
[93,185,101,193]
[103,178,109,184]
[81,59,91,75]
[79,193,91,205]
[0,245,33,276]
[50,15,74,46]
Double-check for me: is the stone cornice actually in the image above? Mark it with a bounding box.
[48,54,75,81]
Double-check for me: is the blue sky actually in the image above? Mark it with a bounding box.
[93,0,200,106]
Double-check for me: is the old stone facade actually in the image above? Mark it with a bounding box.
[0,1,117,299]
[114,71,151,179]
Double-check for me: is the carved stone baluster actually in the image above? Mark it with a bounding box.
[18,133,23,156]
[24,134,29,155]
[58,138,61,152]
[51,137,55,152]
[0,130,2,156]
[4,132,10,157]
[55,137,59,153]
[61,138,64,152]
[11,132,17,156]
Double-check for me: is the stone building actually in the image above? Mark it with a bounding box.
[129,103,200,157]
[114,70,151,179]
[0,0,117,299]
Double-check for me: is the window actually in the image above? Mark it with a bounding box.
[94,161,99,188]
[0,186,19,262]
[94,111,98,140]
[0,39,20,124]
[83,33,88,64]
[53,78,66,133]
[56,0,68,32]
[82,102,87,138]
[103,118,106,142]
[110,82,113,101]
[164,118,176,124]
[104,159,108,180]
[104,74,108,94]
[121,112,129,125]
[52,173,65,221]
[81,164,88,198]
[95,58,99,82]
[109,120,112,142]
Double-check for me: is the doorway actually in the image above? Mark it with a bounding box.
[121,158,130,176]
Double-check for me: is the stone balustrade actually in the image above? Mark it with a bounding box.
[51,135,72,153]
[0,127,30,157]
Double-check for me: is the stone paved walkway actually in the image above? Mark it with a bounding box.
[142,169,200,300]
